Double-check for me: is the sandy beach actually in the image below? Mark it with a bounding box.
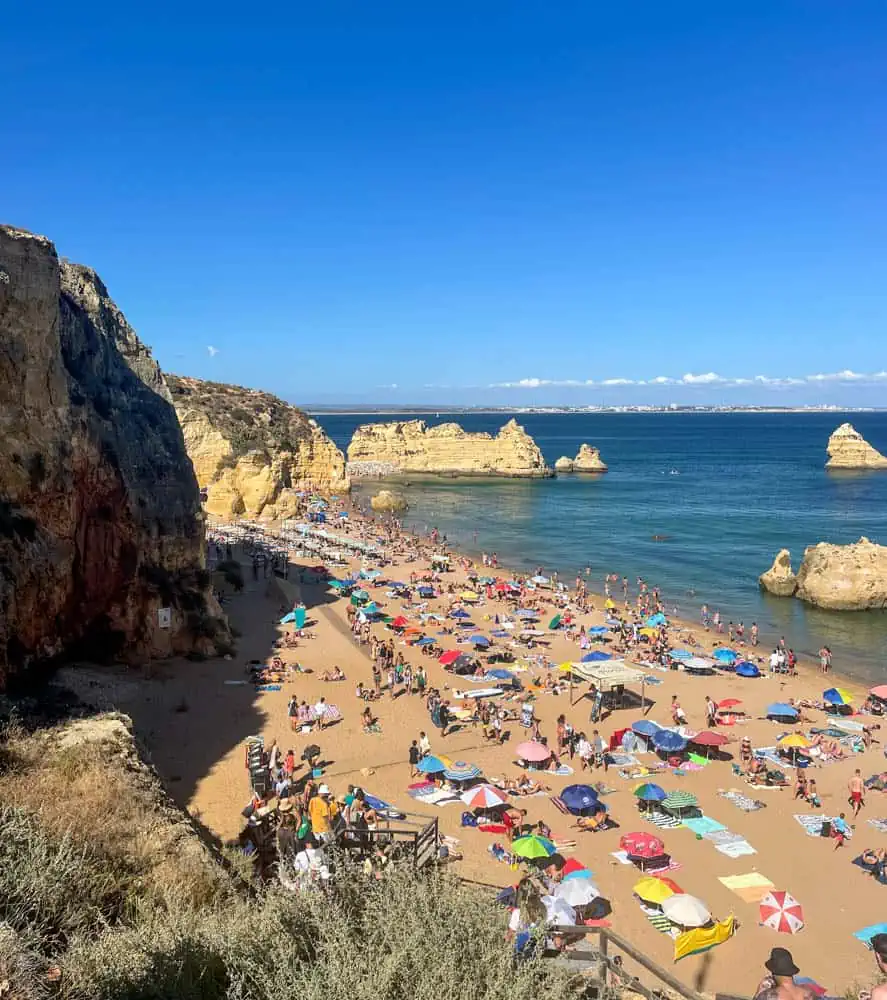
[61,501,886,998]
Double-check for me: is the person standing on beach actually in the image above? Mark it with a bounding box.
[751,622,759,647]
[409,740,420,777]
[819,646,832,674]
[849,769,865,816]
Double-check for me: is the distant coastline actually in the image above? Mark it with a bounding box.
[306,405,884,415]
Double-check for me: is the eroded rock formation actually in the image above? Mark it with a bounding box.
[0,226,229,684]
[573,443,608,473]
[794,536,887,610]
[758,549,798,597]
[347,419,552,478]
[370,489,408,514]
[554,456,574,472]
[167,376,349,519]
[825,423,887,470]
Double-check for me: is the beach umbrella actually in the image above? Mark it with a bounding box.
[645,613,667,627]
[541,895,577,926]
[582,651,612,662]
[767,702,799,719]
[443,761,482,782]
[561,784,600,814]
[486,668,517,682]
[438,650,461,666]
[512,835,556,860]
[683,656,715,672]
[871,685,887,701]
[823,687,853,706]
[461,784,508,809]
[416,755,449,774]
[653,730,687,753]
[620,832,665,859]
[712,648,737,663]
[391,616,409,628]
[414,637,435,646]
[662,790,697,811]
[555,877,601,907]
[718,698,742,710]
[589,626,609,636]
[451,654,475,671]
[778,733,811,749]
[639,627,657,638]
[759,890,805,934]
[634,875,683,904]
[515,741,552,762]
[548,614,563,630]
[692,731,729,748]
[662,894,711,928]
[450,609,471,619]
[362,602,380,615]
[561,858,594,881]
[634,782,667,802]
[736,662,761,678]
[632,720,660,738]
[470,634,490,647]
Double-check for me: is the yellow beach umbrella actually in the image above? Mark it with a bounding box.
[605,598,616,609]
[639,627,657,638]
[460,590,479,600]
[558,661,579,672]
[633,875,681,904]
[778,733,811,749]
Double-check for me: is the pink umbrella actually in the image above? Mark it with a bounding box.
[515,741,552,762]
[759,890,804,934]
[871,685,887,700]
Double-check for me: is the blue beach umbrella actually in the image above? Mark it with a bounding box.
[632,719,660,737]
[561,784,600,815]
[713,648,737,663]
[767,703,799,719]
[735,661,761,678]
[653,729,687,753]
[450,609,471,619]
[486,668,517,682]
[582,651,612,662]
[645,613,667,627]
[634,782,666,802]
[470,634,490,647]
[443,761,482,782]
[589,626,609,636]
[416,755,448,774]
[414,637,435,646]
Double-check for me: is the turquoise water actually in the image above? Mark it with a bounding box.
[316,411,887,684]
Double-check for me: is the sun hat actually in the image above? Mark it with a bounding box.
[278,799,293,813]
[764,948,799,977]
[318,783,331,795]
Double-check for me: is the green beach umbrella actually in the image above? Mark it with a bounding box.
[511,835,557,860]
[548,614,563,630]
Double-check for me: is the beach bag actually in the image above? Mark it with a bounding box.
[820,820,832,838]
[461,811,478,827]
[431,706,442,729]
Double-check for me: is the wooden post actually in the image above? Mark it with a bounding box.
[598,928,609,992]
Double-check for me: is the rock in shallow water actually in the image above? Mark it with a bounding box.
[759,548,798,597]
[825,422,887,470]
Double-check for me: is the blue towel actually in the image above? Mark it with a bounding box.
[855,922,887,944]
[683,816,727,836]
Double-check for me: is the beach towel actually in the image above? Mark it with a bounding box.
[610,850,632,865]
[644,909,679,937]
[256,684,282,692]
[550,795,570,815]
[687,753,710,767]
[868,818,887,834]
[715,840,757,858]
[646,859,683,874]
[719,789,766,812]
[646,812,682,829]
[608,752,639,767]
[683,816,726,836]
[525,763,574,776]
[794,814,848,837]
[680,761,706,772]
[855,923,887,945]
[718,873,775,903]
[703,830,746,845]
[421,789,462,806]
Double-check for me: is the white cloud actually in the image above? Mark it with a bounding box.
[602,377,639,386]
[207,345,219,357]
[487,369,887,390]
[681,372,724,385]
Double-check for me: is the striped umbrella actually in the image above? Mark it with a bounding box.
[443,761,482,782]
[759,890,805,934]
[460,784,508,809]
[662,791,697,811]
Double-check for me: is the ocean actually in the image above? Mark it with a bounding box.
[315,411,887,685]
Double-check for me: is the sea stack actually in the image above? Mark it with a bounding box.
[554,456,574,472]
[825,423,887,470]
[167,375,349,520]
[347,418,552,478]
[758,549,798,597]
[794,536,887,610]
[572,443,608,473]
[0,225,229,684]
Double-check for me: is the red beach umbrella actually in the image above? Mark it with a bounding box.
[438,650,460,666]
[718,698,742,709]
[759,890,805,934]
[692,731,730,747]
[562,858,589,877]
[392,616,409,628]
[620,832,665,859]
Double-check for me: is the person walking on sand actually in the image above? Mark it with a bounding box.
[849,769,865,816]
[705,695,717,727]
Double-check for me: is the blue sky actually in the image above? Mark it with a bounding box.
[5,2,886,405]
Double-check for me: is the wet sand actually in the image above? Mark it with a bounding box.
[63,512,885,997]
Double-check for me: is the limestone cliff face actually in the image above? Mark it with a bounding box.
[0,225,229,684]
[758,549,798,597]
[167,376,349,519]
[573,443,608,473]
[825,423,887,469]
[794,537,887,610]
[347,418,552,478]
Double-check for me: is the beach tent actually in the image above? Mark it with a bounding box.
[674,916,736,962]
[735,661,761,678]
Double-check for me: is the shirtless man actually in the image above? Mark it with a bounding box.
[754,948,817,1000]
[849,769,865,817]
[869,933,887,1000]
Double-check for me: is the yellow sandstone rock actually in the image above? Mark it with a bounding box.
[758,549,798,597]
[167,376,349,519]
[795,536,887,610]
[370,489,408,513]
[825,423,887,470]
[347,418,552,478]
[572,443,608,473]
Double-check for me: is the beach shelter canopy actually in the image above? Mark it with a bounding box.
[461,784,508,810]
[578,661,644,691]
[767,703,799,718]
[634,875,682,904]
[511,834,556,860]
[561,784,600,814]
[759,891,804,934]
[416,755,449,774]
[653,729,687,753]
[634,782,667,802]
[692,731,730,747]
[823,687,853,706]
[443,761,482,782]
[621,832,665,859]
[515,741,552,762]
[662,894,711,928]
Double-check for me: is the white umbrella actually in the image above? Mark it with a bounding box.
[661,894,711,928]
[541,895,577,926]
[554,878,601,907]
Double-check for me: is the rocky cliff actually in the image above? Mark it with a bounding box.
[166,376,349,519]
[0,226,228,684]
[794,536,887,610]
[825,423,887,470]
[758,549,798,597]
[347,419,552,478]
